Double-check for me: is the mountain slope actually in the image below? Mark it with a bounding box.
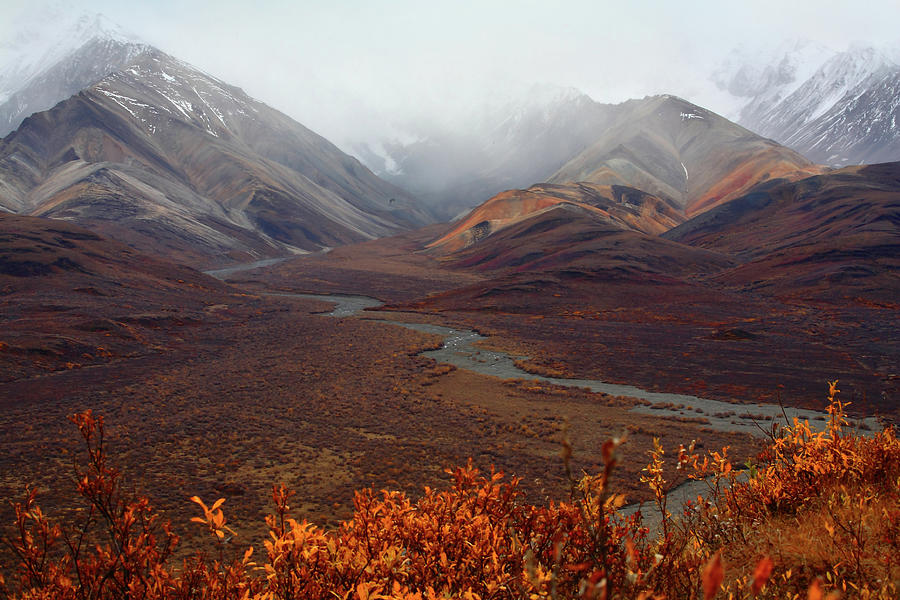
[0,12,147,136]
[0,36,149,138]
[0,46,431,266]
[548,95,823,217]
[0,212,235,380]
[664,161,900,301]
[712,39,836,130]
[779,68,900,165]
[715,44,900,167]
[427,182,684,254]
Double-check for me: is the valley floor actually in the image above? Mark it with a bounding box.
[1,226,895,558]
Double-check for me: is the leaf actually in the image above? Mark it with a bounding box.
[604,493,626,510]
[808,578,824,600]
[701,552,724,600]
[211,498,226,511]
[752,556,774,594]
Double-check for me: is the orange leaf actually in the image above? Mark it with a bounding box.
[752,556,773,594]
[808,578,823,600]
[702,552,724,600]
[356,581,371,600]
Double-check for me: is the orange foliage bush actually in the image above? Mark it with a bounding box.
[1,383,897,599]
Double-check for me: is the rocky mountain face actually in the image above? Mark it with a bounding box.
[715,43,900,166]
[778,67,900,165]
[0,45,431,266]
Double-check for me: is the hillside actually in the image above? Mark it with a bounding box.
[426,182,684,254]
[548,95,823,217]
[0,213,235,380]
[0,46,431,266]
[665,161,900,301]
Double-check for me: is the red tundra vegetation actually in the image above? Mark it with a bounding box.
[2,383,897,599]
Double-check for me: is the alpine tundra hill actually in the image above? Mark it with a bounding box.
[0,212,236,381]
[426,181,685,255]
[664,161,900,303]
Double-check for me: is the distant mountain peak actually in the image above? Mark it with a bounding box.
[0,9,140,101]
[0,11,151,137]
[712,40,900,166]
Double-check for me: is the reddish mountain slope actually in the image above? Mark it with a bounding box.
[665,162,900,301]
[427,182,684,255]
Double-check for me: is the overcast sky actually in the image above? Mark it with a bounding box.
[4,0,899,148]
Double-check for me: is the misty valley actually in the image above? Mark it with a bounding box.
[0,5,898,599]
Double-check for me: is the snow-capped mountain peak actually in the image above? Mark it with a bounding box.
[713,40,900,166]
[0,11,149,137]
[0,10,140,102]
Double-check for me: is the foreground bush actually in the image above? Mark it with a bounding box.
[1,382,897,599]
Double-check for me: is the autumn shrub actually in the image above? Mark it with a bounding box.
[1,382,898,599]
[659,382,900,597]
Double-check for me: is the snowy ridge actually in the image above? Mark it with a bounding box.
[715,40,900,166]
[0,11,138,103]
[754,46,896,138]
[91,50,261,139]
[712,39,835,121]
[0,11,150,137]
[783,68,900,165]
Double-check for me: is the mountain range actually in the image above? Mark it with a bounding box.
[715,42,900,166]
[0,12,896,307]
[0,20,431,266]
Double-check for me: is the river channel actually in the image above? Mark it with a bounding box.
[272,292,881,437]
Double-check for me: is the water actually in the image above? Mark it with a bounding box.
[203,257,290,279]
[279,293,882,436]
[269,292,883,531]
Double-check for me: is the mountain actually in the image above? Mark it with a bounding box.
[548,94,823,217]
[778,66,900,165]
[362,89,819,221]
[427,182,684,255]
[0,12,147,137]
[355,85,614,220]
[714,43,900,166]
[430,201,732,278]
[0,44,431,266]
[664,161,900,301]
[712,39,836,132]
[426,93,823,263]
